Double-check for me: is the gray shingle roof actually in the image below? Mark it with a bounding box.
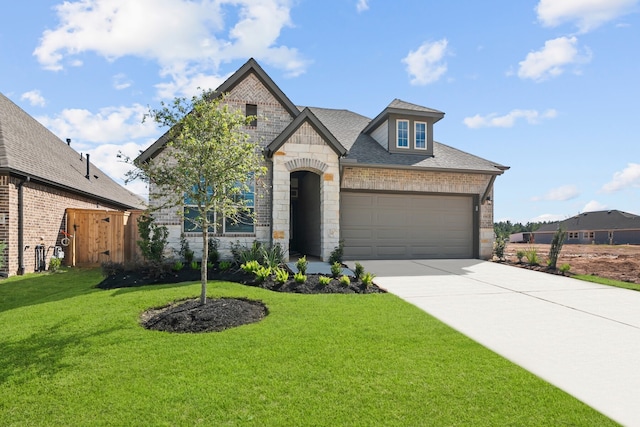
[306,106,507,174]
[536,210,640,232]
[0,93,145,210]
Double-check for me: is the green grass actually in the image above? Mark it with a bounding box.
[0,269,615,426]
[573,274,640,291]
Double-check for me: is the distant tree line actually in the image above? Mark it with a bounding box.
[494,221,552,240]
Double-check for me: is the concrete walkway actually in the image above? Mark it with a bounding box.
[351,259,640,426]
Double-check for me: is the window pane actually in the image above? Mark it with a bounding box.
[246,104,257,127]
[397,120,408,148]
[183,208,216,233]
[415,122,426,149]
[225,209,254,233]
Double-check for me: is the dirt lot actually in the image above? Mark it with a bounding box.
[504,243,640,284]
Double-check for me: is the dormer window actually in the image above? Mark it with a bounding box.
[415,122,426,150]
[246,104,257,127]
[396,119,409,148]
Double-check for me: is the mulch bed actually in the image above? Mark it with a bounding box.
[97,263,385,333]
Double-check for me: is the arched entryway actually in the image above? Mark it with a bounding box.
[289,170,321,258]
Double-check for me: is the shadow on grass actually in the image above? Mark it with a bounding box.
[0,269,102,312]
[0,319,122,386]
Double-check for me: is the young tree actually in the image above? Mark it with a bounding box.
[124,90,266,305]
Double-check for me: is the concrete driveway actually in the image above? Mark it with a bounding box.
[351,259,640,427]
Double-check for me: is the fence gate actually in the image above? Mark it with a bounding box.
[65,209,142,267]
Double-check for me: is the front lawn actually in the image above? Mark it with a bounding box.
[0,269,615,426]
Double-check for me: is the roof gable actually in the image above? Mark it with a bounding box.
[137,58,300,163]
[362,98,445,135]
[0,93,144,209]
[266,108,347,157]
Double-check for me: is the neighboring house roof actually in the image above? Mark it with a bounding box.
[0,93,145,210]
[536,210,640,232]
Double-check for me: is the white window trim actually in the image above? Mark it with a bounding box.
[414,121,427,150]
[396,119,410,149]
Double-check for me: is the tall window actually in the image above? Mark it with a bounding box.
[183,180,255,234]
[397,120,409,148]
[225,181,255,233]
[246,104,257,127]
[415,122,426,149]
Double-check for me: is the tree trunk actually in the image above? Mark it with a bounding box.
[200,228,209,305]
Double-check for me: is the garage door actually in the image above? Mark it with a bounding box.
[341,192,474,259]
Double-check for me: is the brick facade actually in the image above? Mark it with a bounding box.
[152,72,293,260]
[0,174,127,276]
[341,167,496,259]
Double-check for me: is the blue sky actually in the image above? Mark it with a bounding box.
[1,0,639,223]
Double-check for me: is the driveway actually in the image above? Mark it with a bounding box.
[351,259,640,427]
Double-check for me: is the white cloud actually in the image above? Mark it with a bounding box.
[582,200,607,212]
[36,104,159,145]
[536,0,638,33]
[402,39,449,86]
[532,185,580,202]
[530,213,567,222]
[356,0,369,12]
[33,0,308,97]
[517,36,591,82]
[463,108,557,128]
[88,141,150,198]
[112,73,132,90]
[601,163,640,192]
[20,90,47,107]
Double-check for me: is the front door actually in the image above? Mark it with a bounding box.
[290,171,321,257]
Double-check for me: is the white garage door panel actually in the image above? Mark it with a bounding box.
[341,192,474,259]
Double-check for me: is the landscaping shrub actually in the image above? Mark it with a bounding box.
[241,260,260,274]
[207,237,220,265]
[231,240,263,265]
[254,266,272,283]
[559,263,571,275]
[218,260,232,271]
[525,247,540,265]
[318,276,331,286]
[548,227,568,270]
[330,261,342,278]
[294,272,306,283]
[191,260,199,270]
[172,261,184,272]
[361,272,375,287]
[516,250,525,263]
[48,257,62,272]
[179,233,194,264]
[329,239,344,265]
[493,236,507,261]
[261,243,284,268]
[273,267,289,284]
[137,214,168,263]
[296,256,308,275]
[354,262,364,280]
[339,275,350,286]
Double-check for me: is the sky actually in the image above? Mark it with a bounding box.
[1,0,639,224]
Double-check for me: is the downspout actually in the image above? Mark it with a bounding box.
[17,176,30,275]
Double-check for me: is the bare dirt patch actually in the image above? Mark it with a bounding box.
[504,243,640,284]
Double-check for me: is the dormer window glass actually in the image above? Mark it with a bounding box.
[396,119,409,148]
[415,122,426,150]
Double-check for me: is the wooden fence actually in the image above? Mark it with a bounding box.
[65,209,143,267]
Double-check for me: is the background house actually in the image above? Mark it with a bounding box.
[0,93,145,276]
[530,210,640,245]
[138,59,508,262]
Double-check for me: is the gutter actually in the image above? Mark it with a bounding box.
[339,160,507,176]
[17,176,30,275]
